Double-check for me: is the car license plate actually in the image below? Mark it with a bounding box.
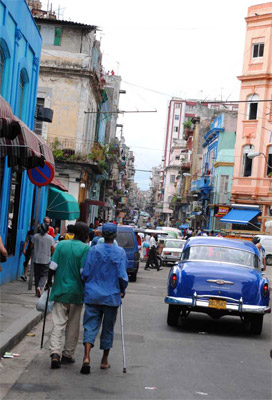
[208,299,226,309]
[173,252,179,256]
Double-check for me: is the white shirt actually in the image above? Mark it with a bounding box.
[150,236,157,248]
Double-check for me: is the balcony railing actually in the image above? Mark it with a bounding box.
[47,135,93,156]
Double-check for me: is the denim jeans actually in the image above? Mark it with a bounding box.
[83,304,118,350]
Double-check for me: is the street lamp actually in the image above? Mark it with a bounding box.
[247,152,272,169]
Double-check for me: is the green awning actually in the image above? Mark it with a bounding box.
[47,187,80,220]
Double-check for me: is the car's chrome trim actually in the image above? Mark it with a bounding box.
[165,295,270,314]
[206,279,234,285]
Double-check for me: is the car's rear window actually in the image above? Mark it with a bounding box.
[182,245,259,268]
[165,240,184,249]
[116,232,135,249]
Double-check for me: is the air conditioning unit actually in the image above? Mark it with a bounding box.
[37,107,54,123]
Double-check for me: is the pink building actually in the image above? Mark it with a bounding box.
[231,2,272,232]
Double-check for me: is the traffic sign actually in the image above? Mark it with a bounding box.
[28,161,55,187]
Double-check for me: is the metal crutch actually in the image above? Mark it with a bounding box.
[120,302,127,373]
[40,288,50,349]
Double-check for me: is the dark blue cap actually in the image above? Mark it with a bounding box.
[102,223,117,235]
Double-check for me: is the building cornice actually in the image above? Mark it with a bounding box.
[237,73,272,82]
[245,14,272,24]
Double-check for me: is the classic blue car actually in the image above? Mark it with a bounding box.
[165,237,270,334]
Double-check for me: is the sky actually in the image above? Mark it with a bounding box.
[42,0,258,189]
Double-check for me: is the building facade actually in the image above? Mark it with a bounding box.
[231,2,272,233]
[0,0,53,284]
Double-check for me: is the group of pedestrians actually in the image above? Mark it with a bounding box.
[45,222,128,374]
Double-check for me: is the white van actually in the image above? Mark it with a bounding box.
[254,235,272,265]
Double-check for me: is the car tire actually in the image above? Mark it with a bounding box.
[129,273,137,282]
[249,314,263,335]
[167,305,180,326]
[266,255,272,266]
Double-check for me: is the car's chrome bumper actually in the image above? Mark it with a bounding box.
[165,294,271,314]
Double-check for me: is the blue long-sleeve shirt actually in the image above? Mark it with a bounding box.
[81,243,128,306]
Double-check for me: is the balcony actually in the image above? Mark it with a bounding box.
[191,176,213,192]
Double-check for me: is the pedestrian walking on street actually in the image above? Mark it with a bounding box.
[64,224,75,240]
[252,237,266,271]
[46,222,90,369]
[145,234,162,271]
[90,229,102,246]
[21,228,34,281]
[80,222,128,375]
[44,216,55,238]
[32,223,55,297]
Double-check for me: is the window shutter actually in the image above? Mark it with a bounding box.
[54,27,62,46]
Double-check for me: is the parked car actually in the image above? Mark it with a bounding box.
[165,237,270,334]
[98,226,139,282]
[159,227,183,239]
[161,239,186,266]
[254,235,272,266]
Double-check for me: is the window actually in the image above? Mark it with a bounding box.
[34,97,45,136]
[175,156,180,160]
[247,94,259,120]
[17,72,25,118]
[252,43,264,58]
[267,146,272,177]
[116,232,134,248]
[182,246,257,268]
[174,126,179,132]
[174,115,179,120]
[175,103,181,109]
[170,174,176,183]
[242,145,254,177]
[218,175,229,204]
[6,170,22,255]
[54,27,62,46]
[16,70,29,119]
[0,47,4,93]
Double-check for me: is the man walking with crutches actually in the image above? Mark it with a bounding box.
[80,223,128,374]
[45,222,90,369]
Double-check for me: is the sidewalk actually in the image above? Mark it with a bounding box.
[0,266,272,356]
[0,279,43,356]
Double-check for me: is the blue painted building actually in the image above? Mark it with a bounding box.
[0,0,52,285]
[190,113,237,230]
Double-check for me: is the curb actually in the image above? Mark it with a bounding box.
[0,309,43,357]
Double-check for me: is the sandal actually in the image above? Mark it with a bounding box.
[80,363,91,374]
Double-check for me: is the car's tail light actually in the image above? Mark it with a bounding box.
[164,252,171,255]
[262,283,269,297]
[171,273,178,288]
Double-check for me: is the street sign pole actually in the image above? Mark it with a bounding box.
[28,186,42,291]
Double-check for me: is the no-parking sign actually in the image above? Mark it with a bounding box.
[28,161,55,187]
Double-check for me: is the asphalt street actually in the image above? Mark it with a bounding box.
[1,263,271,400]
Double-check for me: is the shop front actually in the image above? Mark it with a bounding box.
[0,96,54,284]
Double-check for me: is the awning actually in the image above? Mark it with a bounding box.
[47,186,80,220]
[51,178,69,192]
[0,96,21,139]
[220,209,260,225]
[0,95,54,169]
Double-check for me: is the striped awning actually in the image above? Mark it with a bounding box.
[0,96,21,140]
[0,96,54,169]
